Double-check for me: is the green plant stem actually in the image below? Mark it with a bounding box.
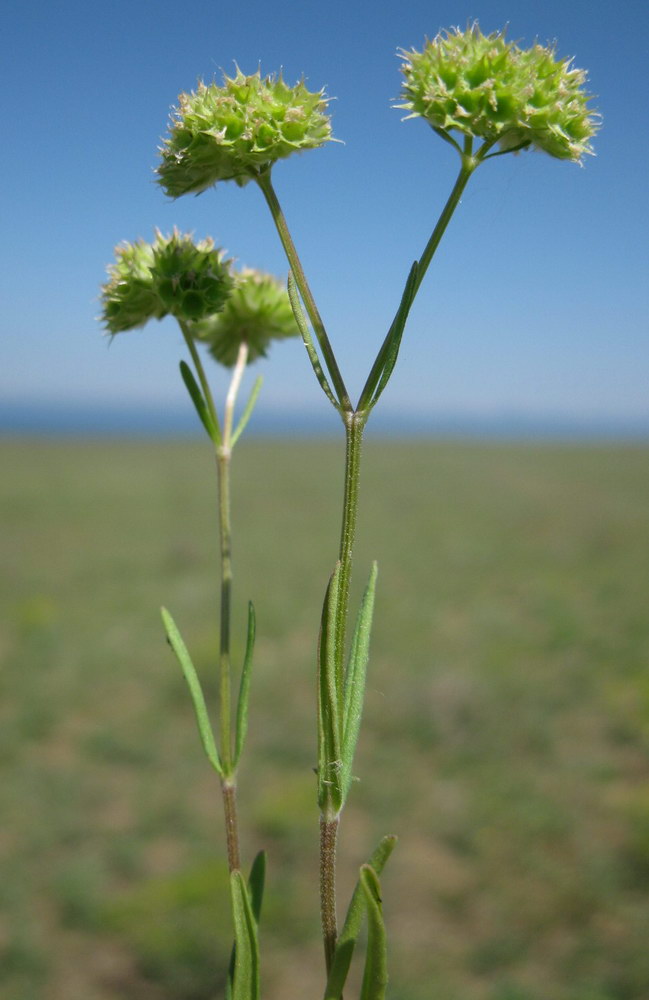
[320,815,340,972]
[318,411,367,969]
[336,412,366,695]
[180,336,249,872]
[413,143,476,296]
[358,149,476,411]
[216,443,234,772]
[215,342,250,872]
[256,170,351,413]
[222,779,241,872]
[179,321,222,439]
[256,170,373,967]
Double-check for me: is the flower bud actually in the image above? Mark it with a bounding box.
[191,268,300,366]
[399,24,599,162]
[101,229,233,334]
[157,69,333,197]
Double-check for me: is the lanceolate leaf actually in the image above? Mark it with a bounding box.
[226,851,267,1000]
[160,607,222,775]
[357,261,419,413]
[323,835,397,1000]
[179,360,219,441]
[287,271,340,412]
[369,261,418,409]
[340,562,378,804]
[229,870,260,1000]
[359,865,388,1000]
[234,601,256,767]
[247,850,267,924]
[231,375,263,448]
[317,563,343,813]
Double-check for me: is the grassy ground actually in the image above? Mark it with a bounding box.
[1,436,648,1000]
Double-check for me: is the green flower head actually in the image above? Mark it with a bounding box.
[191,268,300,367]
[101,229,233,334]
[399,24,599,162]
[158,69,333,197]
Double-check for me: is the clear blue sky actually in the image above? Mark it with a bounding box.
[2,0,648,428]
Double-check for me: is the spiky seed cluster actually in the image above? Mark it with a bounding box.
[192,269,300,366]
[101,240,162,333]
[157,69,333,197]
[399,25,598,162]
[101,229,233,333]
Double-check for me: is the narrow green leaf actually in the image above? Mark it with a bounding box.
[340,562,378,804]
[432,126,463,154]
[230,870,260,1000]
[369,261,418,409]
[317,563,343,812]
[359,865,388,1000]
[287,271,340,412]
[231,375,263,448]
[226,851,266,1000]
[234,601,256,767]
[247,850,266,925]
[179,360,219,442]
[324,835,397,1000]
[160,607,222,775]
[357,261,419,413]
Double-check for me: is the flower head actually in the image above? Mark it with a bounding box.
[399,24,599,162]
[101,229,233,333]
[192,268,300,366]
[158,69,333,197]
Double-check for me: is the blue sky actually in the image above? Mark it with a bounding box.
[2,0,648,429]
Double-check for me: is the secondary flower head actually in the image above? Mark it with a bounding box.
[192,268,300,366]
[399,24,598,162]
[101,229,233,333]
[158,69,333,197]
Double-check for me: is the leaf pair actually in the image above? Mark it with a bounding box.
[324,835,396,1000]
[317,561,378,815]
[160,602,256,776]
[288,262,419,418]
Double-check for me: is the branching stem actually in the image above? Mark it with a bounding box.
[181,334,250,872]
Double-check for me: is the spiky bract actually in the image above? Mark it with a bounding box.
[192,269,300,366]
[399,25,598,162]
[158,69,333,197]
[101,229,233,333]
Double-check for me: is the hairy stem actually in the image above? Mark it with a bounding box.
[320,815,340,972]
[221,779,241,872]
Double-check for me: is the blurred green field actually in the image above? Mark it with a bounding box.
[1,436,649,1000]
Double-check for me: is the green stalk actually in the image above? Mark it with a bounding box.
[320,814,340,972]
[180,329,250,872]
[357,147,477,411]
[412,139,477,297]
[179,321,222,440]
[256,170,352,413]
[257,141,486,976]
[319,410,367,970]
[335,412,366,699]
[216,341,250,872]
